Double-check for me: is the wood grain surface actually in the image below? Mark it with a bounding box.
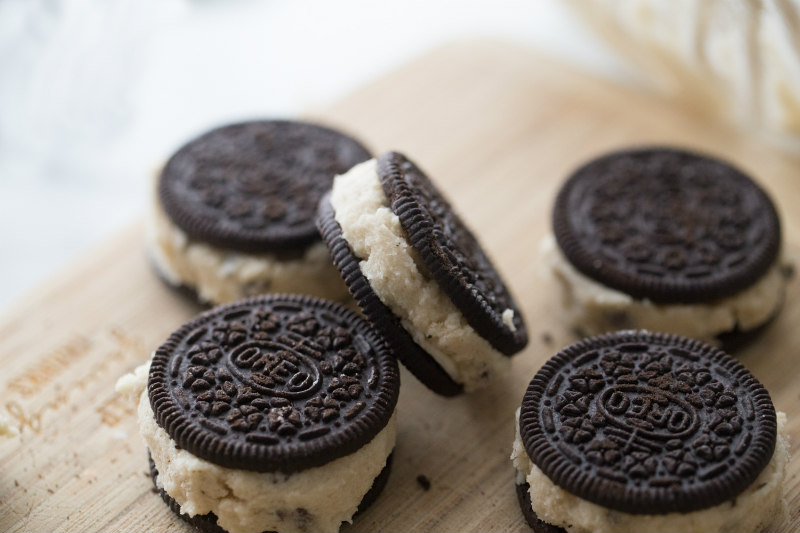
[1,40,799,532]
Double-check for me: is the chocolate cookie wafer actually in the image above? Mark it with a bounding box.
[318,197,463,396]
[543,147,792,347]
[116,295,399,533]
[148,120,371,305]
[510,330,789,532]
[318,153,527,395]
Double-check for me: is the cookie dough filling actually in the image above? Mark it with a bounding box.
[149,120,371,306]
[511,409,789,533]
[512,330,787,533]
[330,159,510,391]
[117,296,399,533]
[148,195,348,305]
[549,148,789,346]
[541,234,791,344]
[118,362,395,533]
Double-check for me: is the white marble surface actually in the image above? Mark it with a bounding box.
[0,0,632,311]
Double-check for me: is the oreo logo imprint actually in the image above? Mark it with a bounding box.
[148,295,401,473]
[597,385,698,440]
[520,331,778,515]
[228,340,322,399]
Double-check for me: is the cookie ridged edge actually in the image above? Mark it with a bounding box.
[552,147,782,303]
[158,120,372,254]
[316,196,463,396]
[377,151,528,355]
[148,294,400,473]
[519,330,777,514]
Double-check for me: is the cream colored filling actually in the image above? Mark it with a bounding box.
[147,187,349,305]
[330,159,510,391]
[541,234,790,344]
[116,362,395,533]
[511,409,789,533]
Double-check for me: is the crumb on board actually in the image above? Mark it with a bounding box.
[540,332,553,346]
[416,474,431,491]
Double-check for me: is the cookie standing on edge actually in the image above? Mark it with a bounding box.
[115,295,399,533]
[543,147,793,348]
[317,152,527,395]
[510,330,790,532]
[148,120,371,305]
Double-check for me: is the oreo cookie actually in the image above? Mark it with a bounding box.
[160,120,371,252]
[318,155,527,394]
[512,330,786,532]
[318,197,463,396]
[546,147,789,345]
[378,152,527,354]
[149,120,369,304]
[145,294,399,532]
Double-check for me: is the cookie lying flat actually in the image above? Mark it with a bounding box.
[148,120,371,305]
[510,330,789,533]
[318,153,527,395]
[116,295,399,533]
[543,147,793,347]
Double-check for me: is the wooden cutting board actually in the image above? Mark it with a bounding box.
[2,40,799,532]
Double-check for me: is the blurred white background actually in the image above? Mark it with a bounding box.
[0,0,631,310]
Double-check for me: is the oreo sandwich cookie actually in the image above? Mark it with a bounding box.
[115,295,399,533]
[317,152,528,395]
[544,147,793,347]
[510,330,789,532]
[147,120,371,305]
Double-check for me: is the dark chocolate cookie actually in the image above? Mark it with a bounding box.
[377,151,527,355]
[553,147,781,303]
[519,330,777,514]
[148,294,399,473]
[159,120,371,253]
[316,195,463,396]
[148,452,393,533]
[515,482,566,533]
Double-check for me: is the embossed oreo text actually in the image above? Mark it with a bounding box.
[150,300,383,448]
[530,336,775,506]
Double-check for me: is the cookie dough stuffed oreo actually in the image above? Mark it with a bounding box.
[543,147,793,347]
[511,330,789,532]
[116,295,399,533]
[149,120,371,304]
[317,152,528,395]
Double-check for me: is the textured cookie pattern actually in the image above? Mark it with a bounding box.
[316,196,463,396]
[553,148,781,303]
[148,453,393,533]
[519,330,776,514]
[148,295,399,473]
[377,152,527,355]
[159,120,371,253]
